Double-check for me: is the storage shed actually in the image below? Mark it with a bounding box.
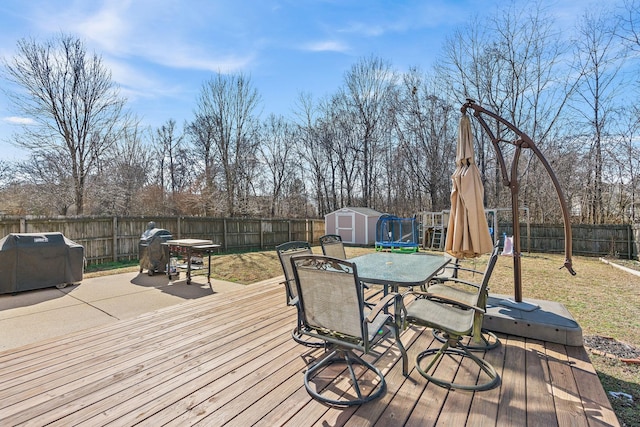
[324,207,382,245]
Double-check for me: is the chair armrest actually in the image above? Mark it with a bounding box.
[452,266,484,275]
[365,293,398,323]
[404,290,484,313]
[279,277,296,287]
[433,277,481,290]
[280,278,298,306]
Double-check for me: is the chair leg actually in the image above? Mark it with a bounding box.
[304,348,386,406]
[415,338,500,391]
[432,328,500,351]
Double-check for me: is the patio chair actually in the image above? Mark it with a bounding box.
[319,234,347,259]
[424,253,485,288]
[426,243,501,350]
[275,241,323,348]
[432,254,461,281]
[417,254,461,293]
[319,233,381,304]
[291,254,408,406]
[403,244,501,391]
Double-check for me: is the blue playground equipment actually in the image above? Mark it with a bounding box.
[375,214,419,253]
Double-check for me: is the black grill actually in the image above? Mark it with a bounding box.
[0,232,84,294]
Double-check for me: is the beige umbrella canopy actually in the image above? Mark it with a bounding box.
[445,114,494,259]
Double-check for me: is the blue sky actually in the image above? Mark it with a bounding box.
[0,0,585,160]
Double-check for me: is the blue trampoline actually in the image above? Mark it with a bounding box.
[375,214,419,253]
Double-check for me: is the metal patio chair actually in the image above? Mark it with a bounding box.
[425,253,486,288]
[403,245,501,391]
[291,254,408,406]
[319,234,347,259]
[275,241,323,348]
[426,243,501,350]
[319,233,381,304]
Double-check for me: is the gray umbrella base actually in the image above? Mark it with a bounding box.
[483,293,582,346]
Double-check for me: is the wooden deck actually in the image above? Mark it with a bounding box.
[0,278,619,426]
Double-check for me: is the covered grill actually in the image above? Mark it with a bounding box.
[139,222,172,276]
[0,232,84,295]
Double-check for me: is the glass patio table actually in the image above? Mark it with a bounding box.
[350,252,450,294]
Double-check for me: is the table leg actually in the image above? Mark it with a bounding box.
[167,246,174,280]
[207,250,212,289]
[186,247,192,285]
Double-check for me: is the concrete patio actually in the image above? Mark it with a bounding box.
[0,271,244,351]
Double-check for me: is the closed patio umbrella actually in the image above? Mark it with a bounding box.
[445,114,494,258]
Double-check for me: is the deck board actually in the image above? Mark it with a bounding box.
[524,339,558,426]
[0,278,620,426]
[547,342,591,426]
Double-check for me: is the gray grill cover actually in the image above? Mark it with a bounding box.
[139,228,172,274]
[0,232,84,294]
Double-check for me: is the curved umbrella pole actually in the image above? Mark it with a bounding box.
[461,99,576,303]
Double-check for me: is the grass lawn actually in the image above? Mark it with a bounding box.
[87,247,640,426]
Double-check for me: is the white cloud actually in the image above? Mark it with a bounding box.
[3,116,35,125]
[151,49,254,73]
[33,0,254,74]
[71,1,133,55]
[339,22,386,37]
[301,40,349,53]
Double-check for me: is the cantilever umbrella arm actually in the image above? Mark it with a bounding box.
[461,99,576,303]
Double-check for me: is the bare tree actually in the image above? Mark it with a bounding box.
[341,55,398,208]
[293,92,333,216]
[186,114,218,215]
[16,150,76,215]
[572,8,626,224]
[438,1,578,222]
[91,123,149,215]
[2,34,130,214]
[283,177,311,218]
[323,95,361,208]
[150,119,193,214]
[395,68,456,213]
[193,73,261,216]
[617,0,640,51]
[257,114,297,217]
[0,160,12,187]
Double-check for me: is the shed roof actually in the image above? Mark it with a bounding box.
[325,207,382,218]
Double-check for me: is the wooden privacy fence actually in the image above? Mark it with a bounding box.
[0,217,325,265]
[498,223,637,259]
[0,216,638,265]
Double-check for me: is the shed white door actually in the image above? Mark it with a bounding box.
[335,213,355,243]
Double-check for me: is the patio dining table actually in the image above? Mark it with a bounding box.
[350,252,450,294]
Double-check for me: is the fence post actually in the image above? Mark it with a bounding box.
[20,218,26,233]
[113,216,118,263]
[628,224,632,260]
[309,219,314,244]
[260,219,265,250]
[309,219,314,243]
[223,218,228,252]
